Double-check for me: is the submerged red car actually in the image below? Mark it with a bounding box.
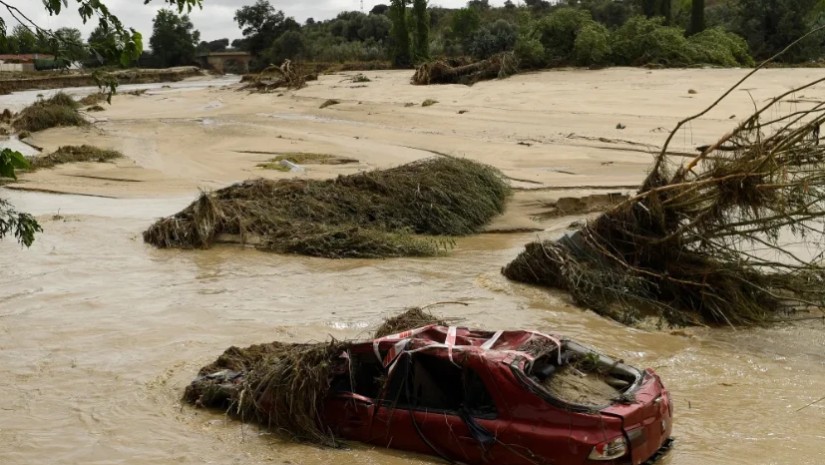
[190,324,673,465]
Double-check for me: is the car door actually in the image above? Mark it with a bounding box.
[369,351,507,464]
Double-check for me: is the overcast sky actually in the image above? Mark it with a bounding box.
[1,1,510,44]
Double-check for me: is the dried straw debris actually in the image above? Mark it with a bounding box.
[183,307,447,445]
[144,157,510,258]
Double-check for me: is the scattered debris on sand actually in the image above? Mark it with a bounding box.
[257,153,358,171]
[319,99,340,109]
[28,145,122,169]
[412,52,518,86]
[144,157,510,258]
[240,60,318,93]
[504,74,825,327]
[12,92,87,133]
[535,192,630,219]
[78,93,107,107]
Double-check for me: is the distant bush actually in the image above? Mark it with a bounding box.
[687,27,754,67]
[514,34,546,68]
[533,7,592,63]
[468,19,517,60]
[611,16,694,66]
[574,22,611,66]
[610,16,752,67]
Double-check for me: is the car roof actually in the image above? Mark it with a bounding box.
[351,325,564,367]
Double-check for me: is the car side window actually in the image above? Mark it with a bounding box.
[464,368,497,418]
[384,353,497,418]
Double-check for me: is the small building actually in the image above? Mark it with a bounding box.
[197,51,251,75]
[0,54,56,72]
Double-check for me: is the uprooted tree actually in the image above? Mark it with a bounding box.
[504,43,825,327]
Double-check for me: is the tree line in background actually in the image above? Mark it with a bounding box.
[0,0,821,72]
[226,0,825,70]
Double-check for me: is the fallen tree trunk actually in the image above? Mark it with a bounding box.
[412,52,518,86]
[240,59,317,92]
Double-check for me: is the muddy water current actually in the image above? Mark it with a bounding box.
[1,77,825,465]
[1,189,823,465]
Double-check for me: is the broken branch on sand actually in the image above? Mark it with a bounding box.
[504,52,825,327]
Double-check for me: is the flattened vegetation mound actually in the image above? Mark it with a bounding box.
[29,145,122,169]
[12,92,87,133]
[144,157,509,258]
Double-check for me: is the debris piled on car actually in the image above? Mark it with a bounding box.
[183,307,673,464]
[144,157,510,258]
[504,73,825,327]
[412,52,518,86]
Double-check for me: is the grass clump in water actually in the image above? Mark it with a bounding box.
[144,157,510,258]
[257,153,358,171]
[12,92,87,133]
[29,145,122,169]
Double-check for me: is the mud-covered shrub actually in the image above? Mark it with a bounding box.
[574,22,612,66]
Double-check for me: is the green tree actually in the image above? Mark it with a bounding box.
[88,24,123,66]
[735,0,824,61]
[54,28,89,62]
[9,25,37,54]
[149,9,200,67]
[197,38,230,54]
[642,0,672,23]
[689,0,705,35]
[412,0,429,61]
[389,0,412,67]
[234,0,299,58]
[450,8,481,44]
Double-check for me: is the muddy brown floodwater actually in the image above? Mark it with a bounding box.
[2,69,825,465]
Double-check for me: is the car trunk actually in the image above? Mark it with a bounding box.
[603,369,673,465]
